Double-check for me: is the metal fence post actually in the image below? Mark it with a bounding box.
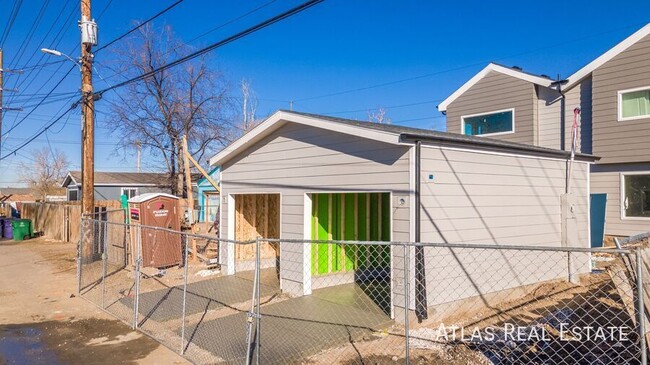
[133,225,142,330]
[77,218,83,295]
[255,236,262,365]
[404,244,410,365]
[637,249,647,365]
[245,238,260,365]
[101,220,107,309]
[180,233,190,355]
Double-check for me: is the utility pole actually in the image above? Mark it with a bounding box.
[1,49,4,150]
[136,141,141,173]
[0,49,23,156]
[80,0,96,218]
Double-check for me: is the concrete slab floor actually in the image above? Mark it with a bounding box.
[181,283,393,364]
[120,268,280,322]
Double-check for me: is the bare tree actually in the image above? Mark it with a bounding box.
[368,107,391,124]
[19,148,69,200]
[104,24,234,196]
[240,78,258,132]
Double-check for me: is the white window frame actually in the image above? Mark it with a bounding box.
[618,86,650,122]
[121,187,138,199]
[619,171,650,221]
[67,188,79,201]
[461,108,516,137]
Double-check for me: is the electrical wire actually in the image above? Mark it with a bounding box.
[96,0,115,21]
[96,0,325,96]
[94,0,281,85]
[7,0,52,71]
[293,21,650,103]
[0,0,24,47]
[95,0,186,53]
[0,104,78,161]
[2,65,76,138]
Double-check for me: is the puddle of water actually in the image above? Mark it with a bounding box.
[0,326,63,365]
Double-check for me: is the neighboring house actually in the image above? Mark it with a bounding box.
[0,187,36,217]
[209,110,594,320]
[438,23,650,239]
[61,171,172,201]
[196,167,220,223]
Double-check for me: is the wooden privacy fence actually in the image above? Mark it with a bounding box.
[21,201,122,243]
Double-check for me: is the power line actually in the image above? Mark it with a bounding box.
[95,0,186,53]
[95,0,282,85]
[322,98,445,115]
[96,0,115,20]
[8,0,52,71]
[0,104,78,161]
[294,21,650,103]
[96,0,325,96]
[0,0,24,47]
[2,65,76,138]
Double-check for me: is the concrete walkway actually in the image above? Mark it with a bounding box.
[181,282,393,364]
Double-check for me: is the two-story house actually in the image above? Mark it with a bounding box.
[438,23,650,241]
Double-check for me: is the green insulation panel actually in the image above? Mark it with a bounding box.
[311,192,391,276]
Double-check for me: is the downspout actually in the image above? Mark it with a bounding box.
[414,140,428,322]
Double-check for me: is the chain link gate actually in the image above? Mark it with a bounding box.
[78,217,649,364]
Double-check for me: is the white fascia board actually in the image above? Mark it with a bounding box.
[208,111,402,167]
[60,172,77,188]
[437,63,554,112]
[566,23,650,90]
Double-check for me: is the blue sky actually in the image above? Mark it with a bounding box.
[1,0,649,186]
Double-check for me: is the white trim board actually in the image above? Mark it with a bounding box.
[566,23,650,90]
[617,86,650,122]
[460,108,516,137]
[619,171,650,221]
[437,63,554,112]
[209,111,403,167]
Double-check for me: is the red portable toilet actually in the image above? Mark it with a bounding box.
[129,193,181,268]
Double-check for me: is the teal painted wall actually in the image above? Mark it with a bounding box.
[197,167,220,222]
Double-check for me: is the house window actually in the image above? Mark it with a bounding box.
[462,109,514,136]
[68,189,79,201]
[622,174,650,218]
[204,193,220,223]
[619,87,650,121]
[121,188,138,199]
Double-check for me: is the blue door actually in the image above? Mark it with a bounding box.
[590,193,607,248]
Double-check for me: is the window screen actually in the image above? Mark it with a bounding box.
[68,189,78,201]
[621,89,650,119]
[122,188,138,199]
[463,110,514,136]
[624,174,650,218]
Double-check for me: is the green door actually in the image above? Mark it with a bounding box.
[311,193,390,275]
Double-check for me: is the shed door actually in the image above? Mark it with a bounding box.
[311,193,390,275]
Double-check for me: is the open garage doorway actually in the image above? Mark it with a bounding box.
[233,194,280,274]
[310,192,392,315]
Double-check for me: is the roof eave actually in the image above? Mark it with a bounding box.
[565,23,650,90]
[208,111,401,167]
[437,63,554,112]
[399,133,600,163]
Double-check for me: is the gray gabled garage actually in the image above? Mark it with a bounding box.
[209,110,597,322]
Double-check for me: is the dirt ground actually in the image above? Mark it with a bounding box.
[0,237,189,365]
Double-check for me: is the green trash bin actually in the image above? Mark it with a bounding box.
[12,219,33,241]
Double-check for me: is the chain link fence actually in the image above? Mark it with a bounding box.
[78,218,649,364]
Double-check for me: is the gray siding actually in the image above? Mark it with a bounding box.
[65,185,171,201]
[537,86,562,149]
[418,146,590,307]
[592,34,650,164]
[564,77,593,154]
[446,71,536,145]
[591,164,650,237]
[219,122,412,295]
